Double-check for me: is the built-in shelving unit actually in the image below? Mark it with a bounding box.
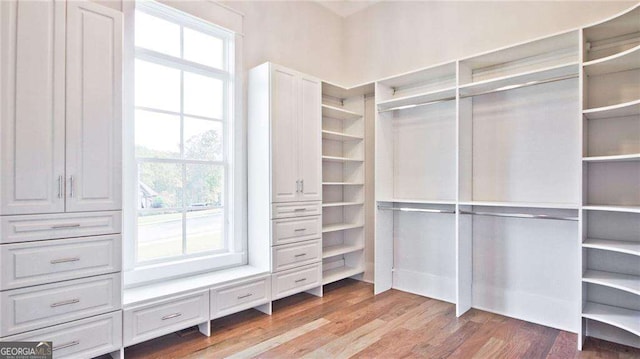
[320,81,372,286]
[580,4,640,349]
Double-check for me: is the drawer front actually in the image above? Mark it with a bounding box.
[1,235,121,290]
[272,263,322,300]
[123,290,209,347]
[272,239,321,272]
[0,273,121,337]
[2,311,122,359]
[210,276,271,319]
[272,202,321,219]
[272,216,321,246]
[1,211,121,244]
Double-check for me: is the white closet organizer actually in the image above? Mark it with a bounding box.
[321,82,372,285]
[580,4,640,350]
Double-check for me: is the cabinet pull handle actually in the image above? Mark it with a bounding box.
[57,175,63,198]
[69,176,74,198]
[51,223,81,229]
[294,228,306,232]
[293,208,306,212]
[50,257,80,264]
[51,298,80,307]
[301,179,304,193]
[294,253,307,258]
[53,340,80,351]
[295,278,307,283]
[237,293,253,299]
[162,312,182,320]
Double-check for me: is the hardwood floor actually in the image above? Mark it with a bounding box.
[124,279,640,359]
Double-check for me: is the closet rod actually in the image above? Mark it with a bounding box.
[377,97,456,113]
[459,73,578,99]
[459,210,578,222]
[377,206,456,214]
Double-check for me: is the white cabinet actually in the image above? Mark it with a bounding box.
[0,0,122,215]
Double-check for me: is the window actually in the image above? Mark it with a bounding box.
[126,1,243,285]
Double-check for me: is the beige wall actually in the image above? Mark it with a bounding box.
[342,1,636,85]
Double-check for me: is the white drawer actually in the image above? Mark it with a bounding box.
[272,263,322,300]
[0,234,121,290]
[272,239,321,272]
[272,216,321,246]
[272,201,321,219]
[0,273,121,337]
[210,276,271,319]
[2,311,122,359]
[1,211,121,244]
[123,290,209,347]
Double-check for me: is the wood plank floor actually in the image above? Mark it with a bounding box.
[124,279,640,359]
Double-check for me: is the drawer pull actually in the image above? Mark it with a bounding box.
[53,340,80,351]
[161,312,182,320]
[237,293,253,299]
[294,253,307,258]
[294,228,306,232]
[50,257,80,264]
[295,278,307,283]
[294,208,306,212]
[51,223,81,229]
[50,298,80,307]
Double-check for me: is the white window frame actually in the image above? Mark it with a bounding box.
[123,1,246,287]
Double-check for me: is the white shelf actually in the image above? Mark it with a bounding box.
[584,45,640,76]
[322,265,365,285]
[459,201,579,210]
[377,198,456,205]
[322,104,362,120]
[583,153,640,162]
[583,99,640,120]
[583,270,640,295]
[322,130,363,141]
[322,244,365,259]
[322,201,364,208]
[583,238,640,256]
[583,205,640,214]
[322,155,364,163]
[322,182,364,186]
[376,87,456,112]
[458,62,579,97]
[322,223,364,233]
[582,302,640,337]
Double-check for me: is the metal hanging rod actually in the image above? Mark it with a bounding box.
[459,210,578,222]
[377,206,456,214]
[377,97,456,113]
[459,73,578,99]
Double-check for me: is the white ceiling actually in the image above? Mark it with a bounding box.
[315,0,381,18]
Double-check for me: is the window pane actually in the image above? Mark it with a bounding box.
[135,110,181,158]
[184,118,223,161]
[183,72,223,119]
[137,210,183,262]
[135,60,181,112]
[139,162,183,209]
[185,164,223,208]
[186,209,224,254]
[183,28,224,69]
[135,10,180,57]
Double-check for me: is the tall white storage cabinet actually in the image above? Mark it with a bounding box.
[248,63,324,301]
[0,1,123,358]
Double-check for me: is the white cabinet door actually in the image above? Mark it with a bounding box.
[271,66,299,203]
[297,75,322,202]
[65,1,122,212]
[0,0,66,215]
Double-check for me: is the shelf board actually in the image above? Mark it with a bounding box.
[322,265,365,285]
[583,153,640,162]
[583,270,640,295]
[583,238,640,256]
[322,104,362,120]
[322,201,364,208]
[322,182,364,186]
[322,223,364,233]
[377,198,456,205]
[583,99,640,120]
[322,244,365,259]
[459,201,579,210]
[322,130,363,142]
[582,302,640,337]
[322,156,364,163]
[376,87,456,112]
[583,205,640,214]
[458,62,579,97]
[584,44,640,76]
